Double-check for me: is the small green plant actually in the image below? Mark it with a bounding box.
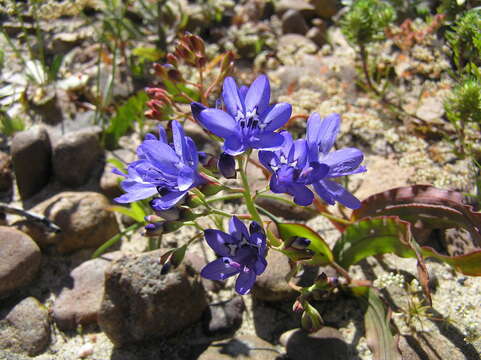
[446,8,481,71]
[0,111,25,136]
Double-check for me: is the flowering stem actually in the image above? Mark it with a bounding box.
[238,155,263,225]
[330,261,352,284]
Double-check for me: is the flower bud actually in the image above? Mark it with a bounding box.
[185,194,204,208]
[292,299,304,312]
[143,222,164,237]
[179,208,197,221]
[198,182,223,196]
[290,237,311,250]
[189,34,205,55]
[166,53,179,67]
[301,302,323,333]
[167,67,183,83]
[218,152,236,179]
[163,221,183,233]
[154,207,180,221]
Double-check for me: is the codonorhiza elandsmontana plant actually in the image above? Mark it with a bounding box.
[114,69,367,326]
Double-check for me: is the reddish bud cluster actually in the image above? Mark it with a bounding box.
[174,32,207,68]
[145,87,172,120]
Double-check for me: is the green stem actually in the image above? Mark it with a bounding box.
[238,155,263,224]
[206,193,243,204]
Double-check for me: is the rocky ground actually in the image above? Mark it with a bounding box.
[1,0,480,359]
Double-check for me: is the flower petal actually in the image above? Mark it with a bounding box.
[171,120,189,161]
[191,102,207,122]
[229,216,250,243]
[245,74,270,115]
[201,258,241,281]
[261,103,292,132]
[258,151,279,173]
[313,180,335,205]
[235,268,256,295]
[115,183,158,203]
[239,85,248,102]
[289,184,314,206]
[204,229,234,257]
[140,140,179,174]
[177,166,195,191]
[322,148,365,177]
[253,256,267,275]
[270,175,288,194]
[150,190,187,211]
[224,135,245,156]
[197,108,238,138]
[322,179,361,209]
[222,77,244,117]
[317,113,341,155]
[293,139,308,168]
[249,132,285,150]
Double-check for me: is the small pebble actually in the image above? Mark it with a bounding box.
[78,343,94,358]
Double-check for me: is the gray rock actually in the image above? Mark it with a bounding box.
[98,250,207,346]
[53,251,123,330]
[17,191,119,253]
[52,128,103,187]
[276,0,315,15]
[0,297,50,356]
[0,227,41,297]
[282,10,309,35]
[441,227,481,256]
[280,327,349,360]
[198,334,280,360]
[306,26,327,47]
[252,250,297,301]
[202,296,245,338]
[0,152,13,193]
[11,126,52,199]
[0,350,30,359]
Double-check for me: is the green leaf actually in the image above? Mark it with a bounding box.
[104,91,148,149]
[334,217,415,268]
[132,47,164,62]
[107,158,125,172]
[334,216,481,276]
[352,185,481,245]
[351,287,401,360]
[277,223,334,265]
[108,202,146,223]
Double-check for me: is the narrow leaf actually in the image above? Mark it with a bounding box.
[352,287,401,360]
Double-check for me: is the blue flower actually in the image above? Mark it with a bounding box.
[191,75,292,156]
[306,113,366,209]
[259,131,329,206]
[201,217,267,295]
[114,120,202,211]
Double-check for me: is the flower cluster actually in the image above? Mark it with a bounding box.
[115,74,366,295]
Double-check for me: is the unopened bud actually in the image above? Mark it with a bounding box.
[292,299,304,312]
[167,67,183,83]
[186,194,204,208]
[199,183,223,196]
[155,207,180,221]
[301,303,323,333]
[166,53,179,66]
[163,221,183,233]
[144,222,164,237]
[179,208,197,221]
[218,152,236,179]
[189,34,205,55]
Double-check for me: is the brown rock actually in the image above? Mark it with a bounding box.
[11,126,52,199]
[17,191,119,253]
[0,297,50,356]
[0,152,13,193]
[53,251,123,330]
[98,250,207,346]
[0,227,41,297]
[252,250,297,301]
[52,128,103,187]
[282,9,309,35]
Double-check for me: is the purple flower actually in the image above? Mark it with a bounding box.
[259,131,329,206]
[114,120,202,211]
[191,75,292,156]
[201,217,267,295]
[306,113,366,209]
